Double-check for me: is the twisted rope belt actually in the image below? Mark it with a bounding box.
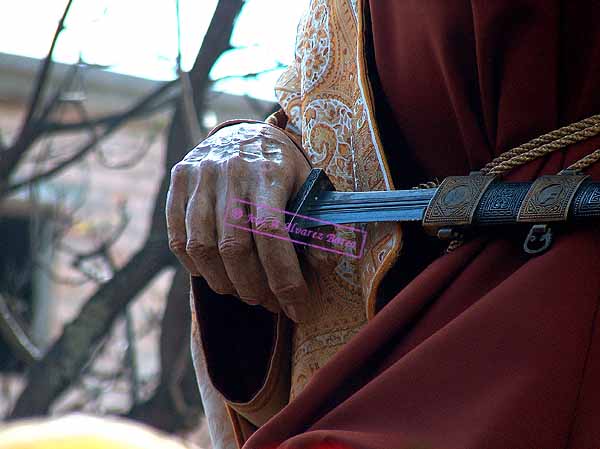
[480,114,600,176]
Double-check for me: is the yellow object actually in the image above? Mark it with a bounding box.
[0,414,192,449]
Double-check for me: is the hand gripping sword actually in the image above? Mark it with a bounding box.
[286,169,600,255]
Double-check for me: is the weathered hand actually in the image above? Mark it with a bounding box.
[166,123,312,322]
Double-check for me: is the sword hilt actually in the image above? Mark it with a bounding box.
[286,168,335,251]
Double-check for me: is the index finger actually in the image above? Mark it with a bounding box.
[165,165,199,275]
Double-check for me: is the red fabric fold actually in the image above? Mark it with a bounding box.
[243,1,600,448]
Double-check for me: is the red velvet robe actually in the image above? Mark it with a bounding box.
[243,1,600,448]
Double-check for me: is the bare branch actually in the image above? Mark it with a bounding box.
[34,62,81,128]
[9,0,244,421]
[187,0,245,115]
[125,309,140,405]
[211,63,287,83]
[95,122,165,170]
[179,73,204,143]
[7,133,102,195]
[52,203,129,284]
[9,241,172,419]
[0,295,42,366]
[176,0,203,143]
[35,257,90,286]
[25,0,74,123]
[38,92,177,136]
[4,81,177,195]
[0,0,74,183]
[124,267,202,432]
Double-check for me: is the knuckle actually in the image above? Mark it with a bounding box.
[170,163,188,181]
[226,156,247,175]
[168,238,187,254]
[259,159,277,172]
[197,158,215,175]
[186,239,218,261]
[218,237,250,260]
[225,157,239,173]
[258,160,282,179]
[254,216,285,234]
[270,279,306,302]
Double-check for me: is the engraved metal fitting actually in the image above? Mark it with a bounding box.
[517,173,590,223]
[523,224,553,255]
[423,174,496,232]
[436,227,464,240]
[518,171,589,256]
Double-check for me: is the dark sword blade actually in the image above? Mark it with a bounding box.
[296,188,436,228]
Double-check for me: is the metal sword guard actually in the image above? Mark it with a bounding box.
[285,168,336,251]
[422,172,497,238]
[286,169,335,225]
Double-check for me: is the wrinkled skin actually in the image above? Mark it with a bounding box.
[166,123,313,322]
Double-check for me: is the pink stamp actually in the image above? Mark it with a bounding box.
[225,198,367,259]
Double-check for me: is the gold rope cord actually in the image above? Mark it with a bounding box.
[564,148,600,172]
[480,114,600,175]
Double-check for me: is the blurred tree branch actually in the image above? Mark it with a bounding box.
[37,92,176,136]
[3,80,178,195]
[8,0,245,421]
[211,62,287,83]
[0,0,74,187]
[125,267,201,432]
[0,295,42,366]
[176,0,203,143]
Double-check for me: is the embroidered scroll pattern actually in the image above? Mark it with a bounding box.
[297,0,332,94]
[275,0,402,398]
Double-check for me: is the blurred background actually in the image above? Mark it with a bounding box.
[0,0,307,446]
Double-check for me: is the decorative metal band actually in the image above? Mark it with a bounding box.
[572,182,600,218]
[423,175,496,228]
[517,174,590,223]
[474,182,530,225]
